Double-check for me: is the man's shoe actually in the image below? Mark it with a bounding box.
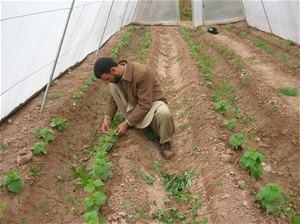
[160,142,174,160]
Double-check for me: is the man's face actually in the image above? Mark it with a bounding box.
[101,73,121,84]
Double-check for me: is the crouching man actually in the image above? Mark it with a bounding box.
[94,57,175,159]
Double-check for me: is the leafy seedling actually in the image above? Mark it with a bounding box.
[214,101,231,115]
[29,166,42,179]
[31,142,47,155]
[0,203,5,219]
[1,143,8,150]
[163,169,197,196]
[210,92,220,102]
[292,214,300,224]
[72,92,81,100]
[34,128,54,143]
[0,171,24,194]
[152,207,186,223]
[278,87,299,96]
[256,183,286,215]
[50,117,68,132]
[223,119,237,131]
[240,148,265,179]
[84,190,106,208]
[229,133,246,149]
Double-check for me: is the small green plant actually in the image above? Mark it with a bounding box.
[1,143,8,150]
[250,38,275,54]
[163,169,197,196]
[210,92,220,102]
[214,100,231,115]
[152,207,186,223]
[33,128,54,143]
[229,133,246,149]
[223,119,237,131]
[278,87,299,96]
[151,161,162,171]
[66,195,79,215]
[0,171,24,194]
[240,73,251,86]
[191,146,201,153]
[282,39,294,49]
[131,167,155,185]
[97,129,118,152]
[240,148,265,179]
[205,81,213,89]
[72,92,81,99]
[29,166,42,179]
[50,117,68,132]
[31,142,47,155]
[256,183,286,215]
[47,93,62,99]
[84,190,106,208]
[292,214,300,224]
[0,202,5,218]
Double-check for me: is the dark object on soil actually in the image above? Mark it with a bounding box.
[207,27,218,35]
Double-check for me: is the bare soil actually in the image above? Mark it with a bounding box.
[0,21,299,224]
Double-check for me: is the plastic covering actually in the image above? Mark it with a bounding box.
[1,0,299,121]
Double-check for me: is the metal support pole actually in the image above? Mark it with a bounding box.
[120,0,130,28]
[40,0,75,112]
[261,0,273,34]
[96,0,115,55]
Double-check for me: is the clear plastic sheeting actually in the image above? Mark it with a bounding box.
[202,0,245,25]
[132,0,179,25]
[0,1,136,120]
[243,0,300,44]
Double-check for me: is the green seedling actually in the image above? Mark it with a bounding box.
[0,143,8,150]
[229,133,246,149]
[240,148,265,179]
[97,129,118,152]
[72,92,81,99]
[84,179,104,193]
[282,39,294,49]
[84,190,106,208]
[214,100,231,115]
[152,207,186,223]
[131,167,155,185]
[256,183,286,215]
[33,128,54,143]
[206,81,213,89]
[29,166,42,179]
[292,214,300,224]
[67,195,79,215]
[84,210,100,224]
[81,85,88,92]
[151,161,162,171]
[0,171,24,194]
[50,117,68,132]
[92,157,113,181]
[191,146,201,153]
[163,169,197,196]
[250,38,275,54]
[31,142,47,155]
[210,92,220,102]
[223,119,237,131]
[240,73,251,86]
[0,203,5,218]
[278,87,299,96]
[47,93,62,99]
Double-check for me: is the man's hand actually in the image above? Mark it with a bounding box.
[102,116,111,133]
[115,121,129,136]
